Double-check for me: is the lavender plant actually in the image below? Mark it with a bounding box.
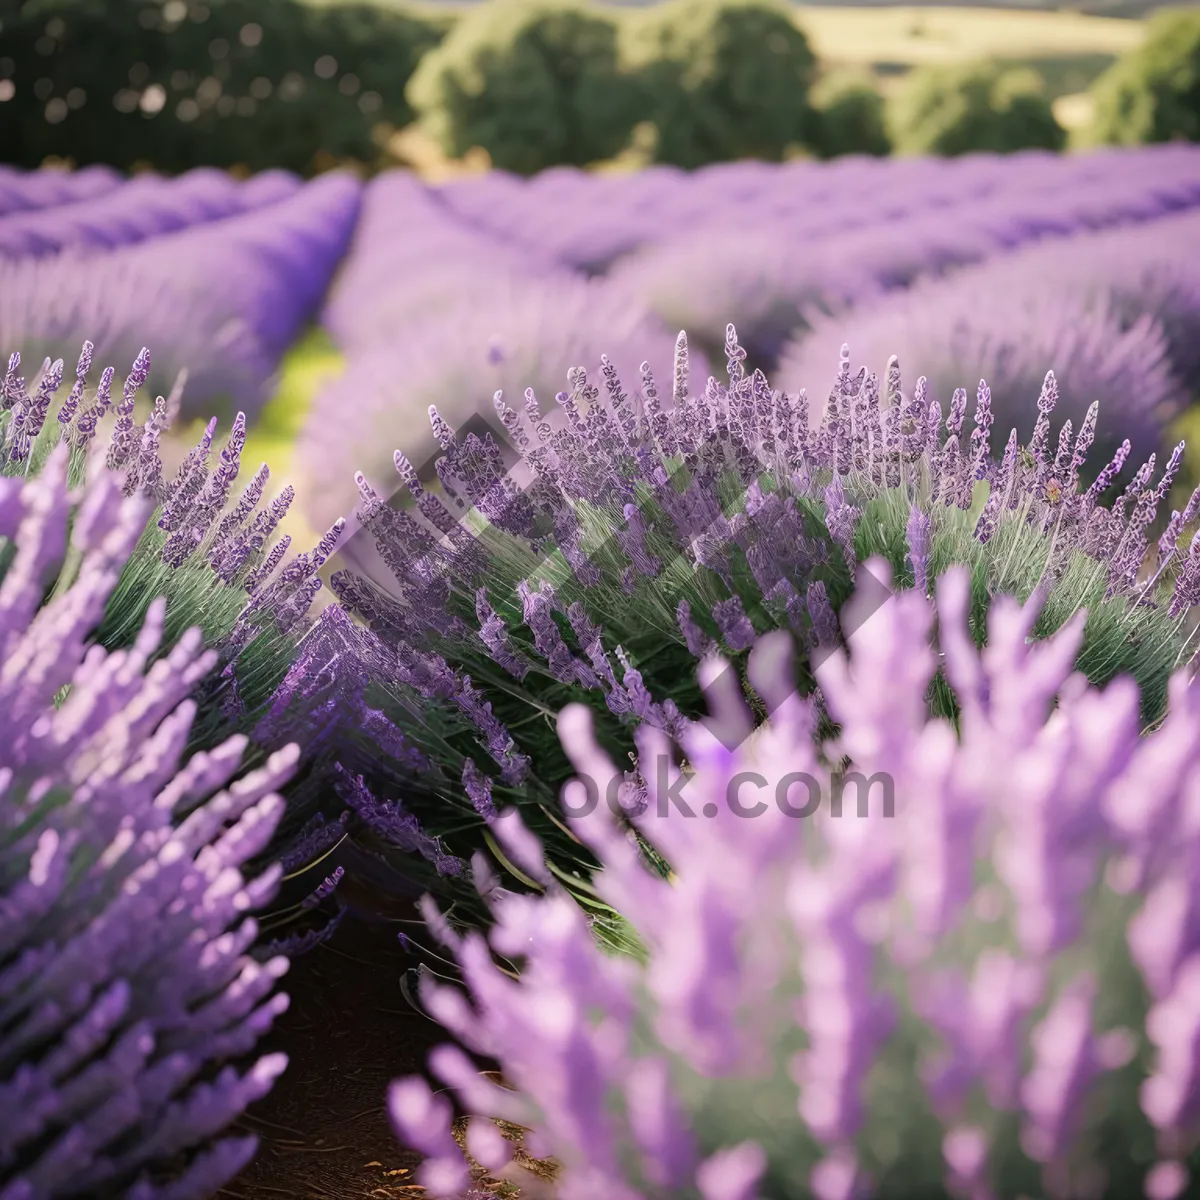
[0,451,299,1200]
[2,335,495,954]
[390,563,1200,1199]
[0,338,335,692]
[321,324,1200,930]
[0,337,369,954]
[0,170,300,261]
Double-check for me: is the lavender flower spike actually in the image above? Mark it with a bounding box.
[1,460,298,1200]
[907,504,933,594]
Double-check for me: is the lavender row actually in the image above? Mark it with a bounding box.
[0,169,301,260]
[0,330,349,1197]
[0,452,299,1200]
[605,152,1200,366]
[431,144,1200,274]
[1,173,362,420]
[321,171,569,355]
[0,163,122,219]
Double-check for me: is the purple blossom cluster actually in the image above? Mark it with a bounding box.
[0,172,361,419]
[778,205,1200,466]
[390,561,1200,1199]
[0,450,299,1200]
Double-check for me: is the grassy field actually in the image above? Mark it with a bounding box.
[165,331,337,552]
[794,4,1142,66]
[792,5,1145,135]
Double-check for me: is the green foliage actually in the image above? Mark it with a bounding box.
[1090,7,1200,146]
[621,0,819,169]
[808,71,891,159]
[404,0,640,176]
[0,0,451,173]
[891,59,1067,157]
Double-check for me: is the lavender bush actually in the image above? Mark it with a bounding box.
[0,335,451,956]
[0,338,371,941]
[390,565,1200,1198]
[299,277,709,531]
[0,450,299,1200]
[314,325,1200,928]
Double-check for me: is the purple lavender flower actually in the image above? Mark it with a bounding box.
[0,457,297,1200]
[389,559,1200,1200]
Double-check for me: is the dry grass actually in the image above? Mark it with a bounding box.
[792,5,1143,69]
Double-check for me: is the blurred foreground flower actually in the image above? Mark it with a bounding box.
[392,564,1200,1199]
[0,451,298,1200]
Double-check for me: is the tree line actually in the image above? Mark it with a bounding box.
[0,0,1195,176]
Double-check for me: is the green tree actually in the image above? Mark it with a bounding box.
[0,0,450,174]
[809,72,891,159]
[405,0,639,177]
[622,0,819,169]
[1090,7,1200,145]
[892,60,1067,157]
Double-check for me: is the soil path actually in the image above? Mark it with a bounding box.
[217,913,441,1200]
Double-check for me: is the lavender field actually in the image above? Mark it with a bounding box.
[5,142,1200,1200]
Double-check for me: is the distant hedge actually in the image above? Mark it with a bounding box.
[1090,7,1200,146]
[0,0,452,173]
[891,60,1067,157]
[621,0,820,169]
[405,0,642,176]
